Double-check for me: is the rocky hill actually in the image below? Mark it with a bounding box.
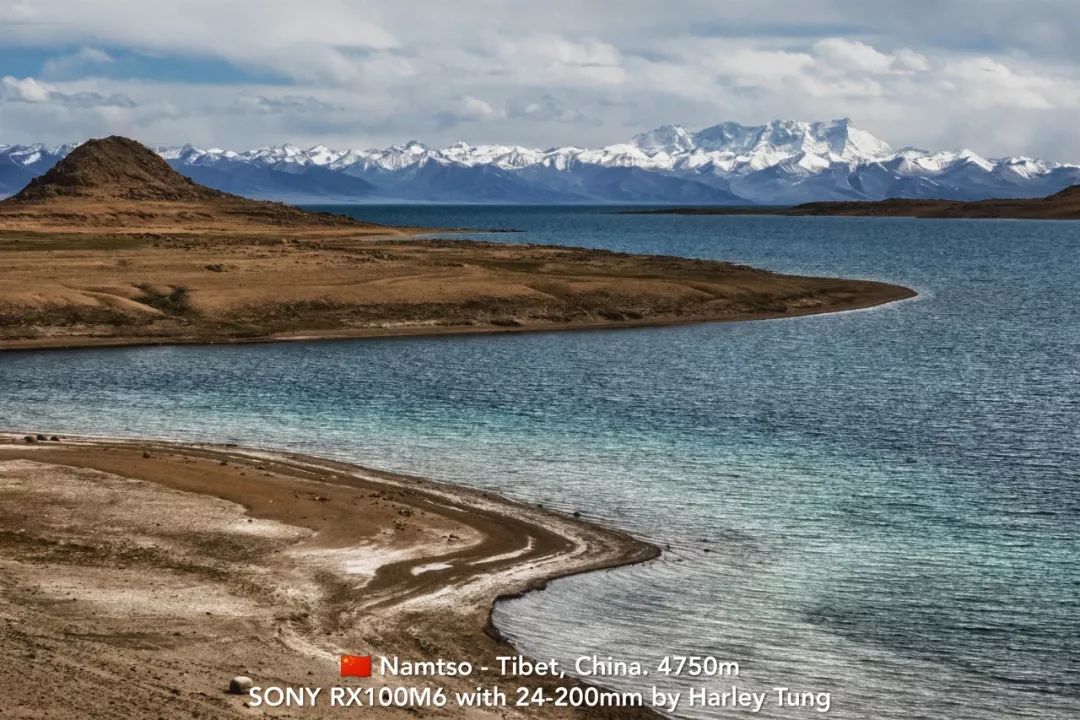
[0,136,372,233]
[11,136,228,203]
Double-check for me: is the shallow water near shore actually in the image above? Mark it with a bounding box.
[4,207,1079,718]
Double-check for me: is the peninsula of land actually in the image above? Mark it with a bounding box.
[625,185,1080,220]
[0,433,661,719]
[0,136,914,350]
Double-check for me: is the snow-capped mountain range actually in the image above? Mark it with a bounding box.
[3,119,1078,204]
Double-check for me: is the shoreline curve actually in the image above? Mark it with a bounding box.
[0,433,663,719]
[0,280,916,352]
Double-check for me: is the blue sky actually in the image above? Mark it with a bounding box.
[0,1,1077,158]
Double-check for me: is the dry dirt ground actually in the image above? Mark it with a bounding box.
[0,436,660,719]
[0,232,914,350]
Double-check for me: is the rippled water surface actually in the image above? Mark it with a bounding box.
[4,207,1079,718]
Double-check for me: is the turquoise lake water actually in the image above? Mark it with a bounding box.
[3,207,1078,718]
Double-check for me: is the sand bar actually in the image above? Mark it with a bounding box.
[0,433,660,719]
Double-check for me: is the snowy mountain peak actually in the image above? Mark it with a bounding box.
[158,143,204,161]
[687,118,892,163]
[692,121,764,154]
[304,144,342,166]
[632,124,696,155]
[2,120,1076,204]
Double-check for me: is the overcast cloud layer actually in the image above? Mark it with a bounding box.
[0,0,1077,159]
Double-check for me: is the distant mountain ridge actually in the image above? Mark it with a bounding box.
[3,119,1078,205]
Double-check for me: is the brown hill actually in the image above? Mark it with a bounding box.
[785,184,1080,219]
[11,136,226,203]
[0,135,376,234]
[625,185,1080,220]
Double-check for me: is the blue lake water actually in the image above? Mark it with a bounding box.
[3,207,1079,718]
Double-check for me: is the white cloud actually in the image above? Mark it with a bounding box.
[234,94,341,115]
[507,94,587,123]
[702,48,814,84]
[436,95,503,127]
[812,38,895,74]
[492,35,626,86]
[0,76,51,103]
[459,96,499,119]
[893,49,931,73]
[811,39,930,76]
[0,1,1078,159]
[0,75,134,107]
[41,46,113,79]
[0,0,398,84]
[944,57,1064,111]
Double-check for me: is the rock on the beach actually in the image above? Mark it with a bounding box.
[228,676,253,694]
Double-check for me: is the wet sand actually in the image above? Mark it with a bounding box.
[0,434,660,719]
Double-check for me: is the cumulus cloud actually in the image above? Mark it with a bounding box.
[0,76,51,103]
[492,35,626,86]
[702,48,814,84]
[810,39,931,76]
[0,1,1078,158]
[683,38,932,97]
[0,0,398,84]
[893,48,931,73]
[435,95,503,127]
[506,94,587,123]
[457,96,500,119]
[41,46,113,79]
[235,94,341,114]
[0,75,134,107]
[812,38,896,74]
[943,57,1065,111]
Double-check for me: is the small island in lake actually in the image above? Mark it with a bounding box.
[626,185,1080,220]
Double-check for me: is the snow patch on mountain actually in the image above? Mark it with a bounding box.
[1,120,1077,204]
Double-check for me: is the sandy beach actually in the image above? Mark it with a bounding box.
[0,433,660,719]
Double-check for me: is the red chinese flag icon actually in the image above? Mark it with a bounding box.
[340,655,372,678]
